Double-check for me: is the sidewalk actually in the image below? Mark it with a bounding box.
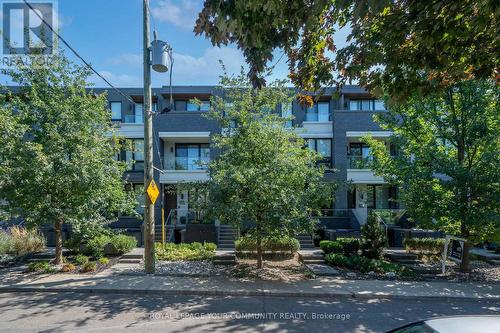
[1,269,498,300]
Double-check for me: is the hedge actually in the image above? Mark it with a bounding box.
[235,236,300,254]
[403,237,445,255]
[319,240,343,254]
[320,238,360,255]
[337,238,360,255]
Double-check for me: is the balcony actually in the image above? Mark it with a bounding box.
[124,114,143,124]
[305,113,331,122]
[347,155,372,169]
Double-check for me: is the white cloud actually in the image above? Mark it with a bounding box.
[169,46,246,84]
[150,0,201,30]
[109,53,142,67]
[88,71,141,87]
[107,46,247,86]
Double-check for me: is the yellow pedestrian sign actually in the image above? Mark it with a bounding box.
[146,179,160,205]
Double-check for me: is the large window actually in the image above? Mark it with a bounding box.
[125,103,157,123]
[347,143,372,169]
[125,139,144,171]
[307,139,332,165]
[175,144,210,170]
[110,102,122,121]
[187,100,210,111]
[305,101,330,121]
[349,99,386,111]
[126,183,145,214]
[281,103,293,128]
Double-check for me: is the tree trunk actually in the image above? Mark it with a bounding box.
[54,218,64,265]
[460,241,471,272]
[459,222,471,272]
[256,235,263,269]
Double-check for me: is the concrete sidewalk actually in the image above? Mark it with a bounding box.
[1,270,498,300]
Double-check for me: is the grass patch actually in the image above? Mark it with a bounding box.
[155,242,216,261]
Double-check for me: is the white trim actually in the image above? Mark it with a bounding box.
[302,121,333,125]
[158,131,211,138]
[346,131,392,138]
[299,132,333,139]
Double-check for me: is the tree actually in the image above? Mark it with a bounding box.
[361,213,388,260]
[0,54,136,264]
[186,71,337,268]
[195,1,498,101]
[365,80,500,271]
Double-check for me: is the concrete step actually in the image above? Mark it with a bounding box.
[117,259,142,264]
[303,259,325,264]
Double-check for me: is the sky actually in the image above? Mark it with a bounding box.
[1,0,350,88]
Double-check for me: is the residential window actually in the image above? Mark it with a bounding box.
[110,102,122,121]
[124,183,145,214]
[349,99,386,111]
[307,139,332,165]
[125,139,144,171]
[125,103,157,123]
[305,101,330,121]
[281,102,293,128]
[175,143,210,170]
[347,143,372,169]
[187,100,210,111]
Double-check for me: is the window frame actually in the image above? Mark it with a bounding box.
[174,143,210,170]
[110,101,122,121]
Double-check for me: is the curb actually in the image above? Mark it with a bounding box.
[0,287,497,301]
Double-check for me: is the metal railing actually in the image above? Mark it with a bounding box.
[347,155,372,169]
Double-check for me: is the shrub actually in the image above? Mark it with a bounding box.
[98,257,110,265]
[337,238,360,255]
[27,261,55,273]
[319,240,343,254]
[235,236,300,253]
[107,234,137,255]
[61,263,76,272]
[203,242,217,252]
[64,238,81,253]
[325,253,349,267]
[86,235,111,258]
[361,214,388,259]
[155,242,216,261]
[74,254,89,265]
[0,231,12,255]
[8,227,45,256]
[403,237,445,255]
[347,254,374,272]
[81,261,97,272]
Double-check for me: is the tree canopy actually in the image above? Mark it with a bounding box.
[195,1,498,102]
[185,71,337,268]
[365,80,500,251]
[0,54,136,263]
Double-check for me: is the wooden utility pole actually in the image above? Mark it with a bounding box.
[143,0,155,273]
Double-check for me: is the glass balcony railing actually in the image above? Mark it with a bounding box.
[347,155,372,169]
[305,113,332,122]
[123,114,143,124]
[174,158,209,171]
[369,209,406,225]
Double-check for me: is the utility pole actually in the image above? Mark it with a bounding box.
[143,0,155,274]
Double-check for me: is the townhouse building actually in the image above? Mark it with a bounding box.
[102,85,403,246]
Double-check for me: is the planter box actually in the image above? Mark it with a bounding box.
[184,224,217,244]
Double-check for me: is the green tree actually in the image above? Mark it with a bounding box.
[360,213,388,260]
[365,80,500,270]
[0,54,136,264]
[186,71,337,268]
[195,1,498,101]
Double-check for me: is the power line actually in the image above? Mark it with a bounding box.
[22,0,138,106]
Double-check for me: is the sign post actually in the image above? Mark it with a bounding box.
[441,235,466,274]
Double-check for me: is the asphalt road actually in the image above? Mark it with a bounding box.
[0,292,498,333]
